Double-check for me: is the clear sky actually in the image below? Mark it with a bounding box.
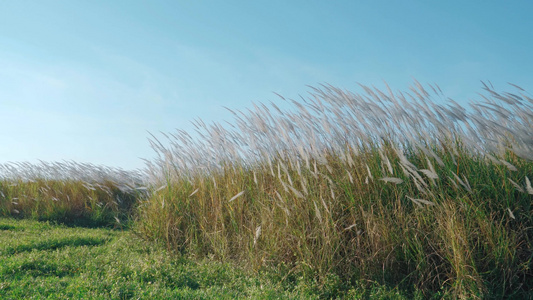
[1,1,531,170]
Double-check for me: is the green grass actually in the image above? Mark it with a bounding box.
[0,217,418,299]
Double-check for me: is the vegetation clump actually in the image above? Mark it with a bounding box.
[0,161,145,227]
[137,81,533,298]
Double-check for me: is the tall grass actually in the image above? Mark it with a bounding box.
[137,81,533,298]
[0,161,145,226]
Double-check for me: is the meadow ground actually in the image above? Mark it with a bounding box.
[0,217,416,299]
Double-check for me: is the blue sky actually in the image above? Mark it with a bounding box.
[1,1,531,170]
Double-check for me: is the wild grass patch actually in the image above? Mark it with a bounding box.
[0,161,145,227]
[137,81,533,298]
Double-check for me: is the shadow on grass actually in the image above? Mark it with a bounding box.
[34,212,135,230]
[0,224,16,230]
[2,236,110,255]
[1,259,74,278]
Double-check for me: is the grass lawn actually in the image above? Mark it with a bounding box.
[0,218,416,299]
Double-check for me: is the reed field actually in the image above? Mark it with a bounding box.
[2,81,533,298]
[0,161,145,226]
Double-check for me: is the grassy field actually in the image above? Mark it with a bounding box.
[1,81,533,298]
[0,218,417,299]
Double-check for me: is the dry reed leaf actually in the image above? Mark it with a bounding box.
[253,226,261,246]
[300,177,308,195]
[274,190,284,202]
[419,169,439,180]
[430,152,445,167]
[507,208,515,219]
[447,176,459,190]
[285,169,294,187]
[500,160,518,171]
[313,201,323,223]
[462,175,472,193]
[508,179,525,193]
[189,188,199,197]
[426,157,436,173]
[485,153,501,165]
[365,164,373,180]
[452,173,472,193]
[229,190,245,202]
[407,196,423,208]
[268,158,275,177]
[296,160,302,177]
[347,153,354,168]
[135,186,148,192]
[379,177,403,184]
[288,185,304,199]
[406,196,435,207]
[399,164,410,177]
[279,180,289,193]
[415,198,435,206]
[526,177,533,195]
[321,197,331,215]
[394,147,417,170]
[344,224,357,231]
[385,155,394,175]
[413,178,428,194]
[346,170,354,184]
[402,162,428,188]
